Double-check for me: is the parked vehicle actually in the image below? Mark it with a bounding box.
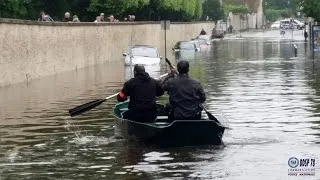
[280,19,304,30]
[124,63,161,81]
[123,45,161,66]
[190,39,210,52]
[211,27,224,39]
[293,19,305,29]
[197,35,211,41]
[271,21,280,29]
[172,41,200,52]
[216,20,227,34]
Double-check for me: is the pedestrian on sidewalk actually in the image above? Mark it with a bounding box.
[304,30,308,42]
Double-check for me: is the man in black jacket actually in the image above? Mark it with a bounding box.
[163,60,206,120]
[117,64,164,122]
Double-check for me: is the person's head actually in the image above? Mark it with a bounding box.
[108,15,114,21]
[177,60,189,74]
[100,13,104,21]
[72,15,80,22]
[133,64,145,77]
[40,11,46,19]
[200,28,206,35]
[65,12,70,19]
[40,11,45,16]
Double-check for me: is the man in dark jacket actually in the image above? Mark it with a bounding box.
[163,60,206,120]
[117,64,164,122]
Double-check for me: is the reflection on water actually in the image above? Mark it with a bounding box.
[1,31,320,179]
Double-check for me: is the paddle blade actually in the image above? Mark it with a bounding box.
[69,99,106,117]
[205,111,219,123]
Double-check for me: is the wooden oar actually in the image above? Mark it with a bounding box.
[164,58,221,124]
[68,73,169,117]
[165,58,175,70]
[200,104,220,124]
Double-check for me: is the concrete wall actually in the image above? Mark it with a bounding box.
[256,0,264,28]
[247,13,257,29]
[0,18,215,87]
[227,0,264,31]
[228,12,260,31]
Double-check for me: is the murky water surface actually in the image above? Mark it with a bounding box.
[1,30,320,179]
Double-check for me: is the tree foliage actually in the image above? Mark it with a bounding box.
[0,0,28,19]
[152,0,203,21]
[202,0,224,21]
[0,0,205,21]
[265,8,292,21]
[298,0,320,21]
[264,0,298,19]
[266,0,292,9]
[88,0,149,19]
[224,4,252,15]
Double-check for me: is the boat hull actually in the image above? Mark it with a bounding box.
[113,102,225,147]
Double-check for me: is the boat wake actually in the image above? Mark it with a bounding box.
[63,117,122,146]
[223,137,280,146]
[69,135,120,145]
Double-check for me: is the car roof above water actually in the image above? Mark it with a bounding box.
[131,45,157,49]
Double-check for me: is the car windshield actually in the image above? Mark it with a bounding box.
[179,42,194,50]
[131,47,158,58]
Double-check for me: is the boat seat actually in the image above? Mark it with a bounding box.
[157,116,168,120]
[120,108,129,112]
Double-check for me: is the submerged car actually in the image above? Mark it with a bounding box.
[173,41,201,61]
[190,38,211,51]
[172,41,200,52]
[123,45,161,66]
[124,63,161,81]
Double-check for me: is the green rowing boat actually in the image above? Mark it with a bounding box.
[112,101,225,147]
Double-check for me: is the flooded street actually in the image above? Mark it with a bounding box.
[1,30,320,179]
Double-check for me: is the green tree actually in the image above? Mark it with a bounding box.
[0,0,27,18]
[154,0,202,21]
[265,8,292,21]
[194,0,202,20]
[265,0,298,18]
[0,0,203,21]
[298,0,320,21]
[68,0,92,21]
[224,4,251,15]
[266,0,292,9]
[88,0,149,19]
[202,0,224,21]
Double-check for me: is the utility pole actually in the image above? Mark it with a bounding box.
[161,20,170,69]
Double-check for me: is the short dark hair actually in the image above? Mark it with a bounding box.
[177,60,189,74]
[134,64,145,74]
